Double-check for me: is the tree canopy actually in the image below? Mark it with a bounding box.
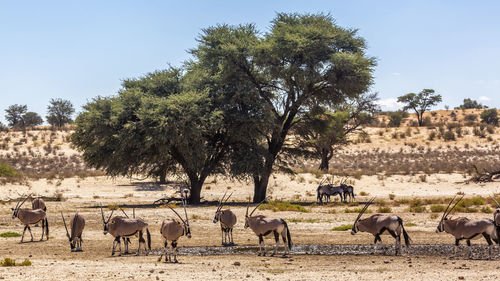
[23,112,43,128]
[46,98,75,128]
[72,13,376,203]
[5,104,28,130]
[398,89,442,126]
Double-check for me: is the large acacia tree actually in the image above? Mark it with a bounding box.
[193,13,375,202]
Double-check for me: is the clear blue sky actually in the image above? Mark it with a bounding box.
[1,1,499,124]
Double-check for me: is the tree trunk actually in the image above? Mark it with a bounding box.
[319,149,330,171]
[253,172,270,203]
[158,168,167,184]
[417,111,424,126]
[189,179,203,204]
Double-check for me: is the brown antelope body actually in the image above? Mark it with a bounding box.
[12,196,49,243]
[100,206,151,256]
[351,198,410,255]
[159,200,191,263]
[213,191,237,246]
[32,197,46,211]
[436,196,499,259]
[61,212,85,252]
[244,200,292,257]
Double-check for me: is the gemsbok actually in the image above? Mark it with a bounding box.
[244,199,292,257]
[158,201,192,263]
[436,196,499,259]
[317,182,344,204]
[11,195,49,243]
[61,212,85,252]
[213,191,237,246]
[351,198,411,255]
[32,196,46,211]
[491,196,500,227]
[100,205,151,256]
[341,183,355,202]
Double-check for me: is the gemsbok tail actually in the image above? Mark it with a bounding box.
[316,186,321,203]
[398,217,410,246]
[146,228,151,250]
[282,219,292,249]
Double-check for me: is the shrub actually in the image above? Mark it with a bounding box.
[408,206,426,213]
[422,116,432,126]
[480,108,498,125]
[259,201,309,213]
[331,224,353,231]
[345,208,372,214]
[430,205,446,213]
[473,127,486,138]
[481,206,493,213]
[0,232,21,238]
[0,162,19,177]
[359,191,369,196]
[0,258,16,266]
[377,206,392,213]
[486,125,495,134]
[405,223,417,227]
[443,130,455,141]
[388,194,395,200]
[389,112,403,127]
[428,131,436,141]
[464,114,477,121]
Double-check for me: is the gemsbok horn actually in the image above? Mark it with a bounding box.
[436,196,499,259]
[351,198,411,255]
[159,199,191,263]
[213,191,237,246]
[100,204,151,256]
[11,194,49,243]
[61,211,85,252]
[244,199,292,257]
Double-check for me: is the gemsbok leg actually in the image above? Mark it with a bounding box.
[258,235,266,256]
[271,230,280,256]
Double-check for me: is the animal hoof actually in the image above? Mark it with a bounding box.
[281,255,288,258]
[71,249,75,252]
[111,252,115,256]
[174,260,179,263]
[270,253,275,257]
[257,253,261,256]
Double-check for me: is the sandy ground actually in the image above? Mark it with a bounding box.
[0,174,499,280]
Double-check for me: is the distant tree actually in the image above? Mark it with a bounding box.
[5,104,27,130]
[480,109,498,126]
[46,98,75,128]
[23,112,43,128]
[397,89,442,126]
[456,98,485,110]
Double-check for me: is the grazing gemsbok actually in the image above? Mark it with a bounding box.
[317,178,344,204]
[340,179,355,202]
[351,198,410,255]
[61,212,85,252]
[11,195,49,243]
[436,196,499,259]
[100,205,151,256]
[244,200,292,257]
[213,191,237,246]
[32,196,46,211]
[158,201,192,263]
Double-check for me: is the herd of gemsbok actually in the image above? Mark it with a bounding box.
[7,191,500,262]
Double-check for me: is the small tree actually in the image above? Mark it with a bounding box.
[5,104,27,130]
[480,109,498,126]
[46,98,75,128]
[388,112,403,127]
[397,89,442,126]
[456,98,485,110]
[23,112,43,129]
